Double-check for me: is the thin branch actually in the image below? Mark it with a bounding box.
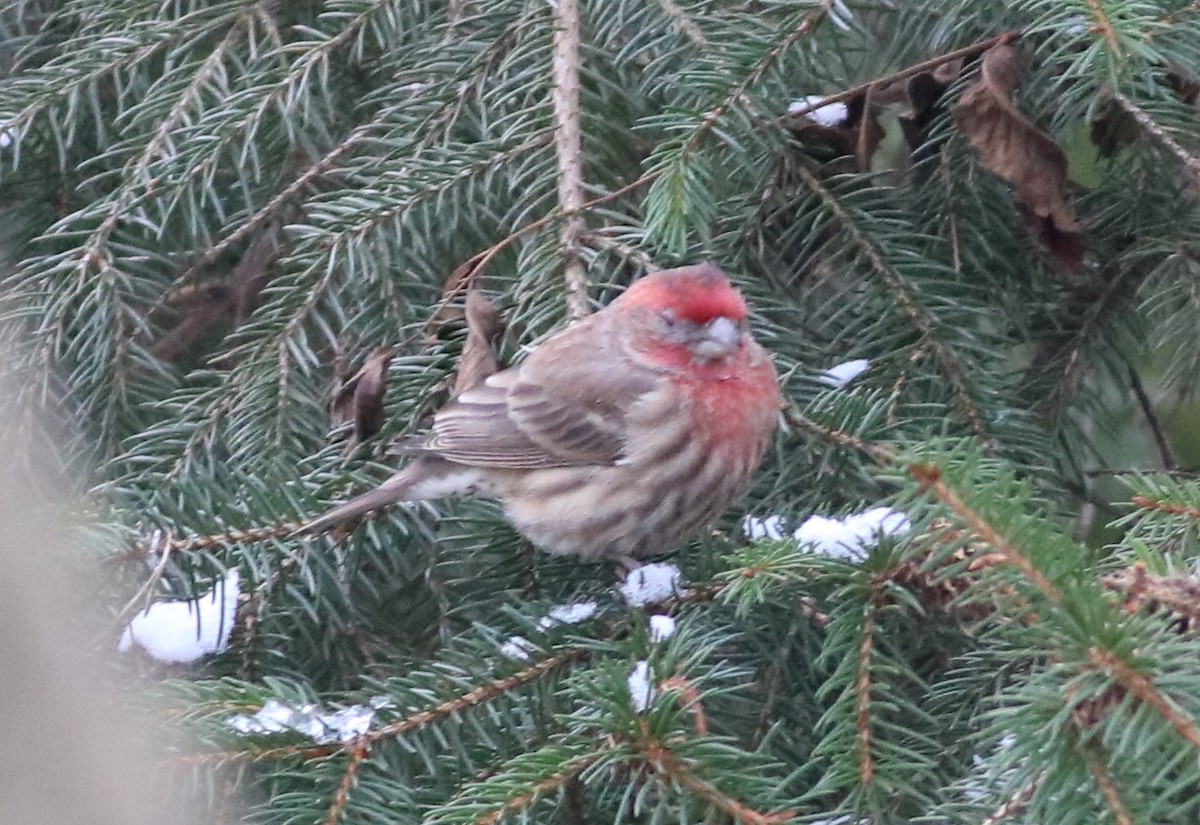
[1130,494,1200,520]
[980,779,1038,825]
[1128,364,1177,470]
[322,745,368,825]
[783,32,1018,120]
[1081,746,1133,825]
[640,731,795,825]
[855,578,883,788]
[1087,646,1200,752]
[909,463,1063,603]
[1114,93,1200,184]
[550,0,590,319]
[1083,0,1122,55]
[475,755,600,825]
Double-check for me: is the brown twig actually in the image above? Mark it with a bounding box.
[550,0,590,319]
[1087,646,1200,752]
[980,779,1038,825]
[640,730,794,824]
[659,675,710,737]
[910,463,1063,603]
[322,745,368,825]
[1130,494,1200,520]
[1081,746,1133,825]
[474,755,599,825]
[855,579,882,787]
[1083,0,1122,55]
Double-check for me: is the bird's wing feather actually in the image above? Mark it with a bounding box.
[414,316,657,468]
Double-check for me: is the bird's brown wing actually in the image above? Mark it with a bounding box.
[416,316,656,469]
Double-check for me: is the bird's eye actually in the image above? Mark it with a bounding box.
[659,310,679,328]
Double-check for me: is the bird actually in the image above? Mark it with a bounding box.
[296,263,781,564]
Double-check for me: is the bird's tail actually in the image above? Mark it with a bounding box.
[292,475,414,537]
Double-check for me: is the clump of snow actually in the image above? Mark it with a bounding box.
[788,95,849,128]
[796,507,911,559]
[743,514,787,541]
[118,569,240,663]
[619,562,686,607]
[744,507,911,560]
[227,699,375,744]
[648,614,676,643]
[499,635,536,661]
[818,358,870,388]
[0,126,15,149]
[537,600,598,630]
[628,660,656,712]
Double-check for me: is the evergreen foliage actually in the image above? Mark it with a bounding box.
[4,0,1200,822]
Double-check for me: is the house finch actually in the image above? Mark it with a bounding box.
[298,263,781,563]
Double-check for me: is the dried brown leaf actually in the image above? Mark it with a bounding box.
[332,346,396,444]
[954,44,1084,274]
[453,290,503,395]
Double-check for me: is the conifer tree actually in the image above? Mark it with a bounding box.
[4,0,1200,822]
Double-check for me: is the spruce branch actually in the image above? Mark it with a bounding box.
[472,755,600,825]
[1113,93,1200,185]
[909,462,1063,603]
[1083,0,1122,56]
[550,0,589,319]
[322,744,368,825]
[638,728,795,825]
[1086,647,1200,752]
[184,647,588,764]
[791,164,988,436]
[1130,493,1200,519]
[1080,745,1133,825]
[855,578,883,788]
[980,779,1037,825]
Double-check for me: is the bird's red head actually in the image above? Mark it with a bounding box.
[618,263,749,324]
[615,264,754,369]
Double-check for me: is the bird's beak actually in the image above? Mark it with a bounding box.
[692,316,741,360]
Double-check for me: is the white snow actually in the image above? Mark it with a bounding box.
[788,95,849,128]
[537,600,598,629]
[742,514,787,541]
[744,507,911,560]
[499,635,536,661]
[648,614,676,643]
[795,507,910,559]
[117,569,240,663]
[0,127,14,149]
[619,562,686,606]
[227,700,375,744]
[818,358,870,388]
[628,660,656,712]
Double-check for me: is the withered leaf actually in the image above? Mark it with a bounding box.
[954,44,1084,274]
[453,290,503,395]
[332,346,396,444]
[896,58,962,152]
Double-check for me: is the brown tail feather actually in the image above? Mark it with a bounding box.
[292,477,413,537]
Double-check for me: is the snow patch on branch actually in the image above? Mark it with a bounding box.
[227,699,374,744]
[628,660,656,712]
[744,507,910,560]
[117,569,240,663]
[619,562,685,606]
[788,95,850,127]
